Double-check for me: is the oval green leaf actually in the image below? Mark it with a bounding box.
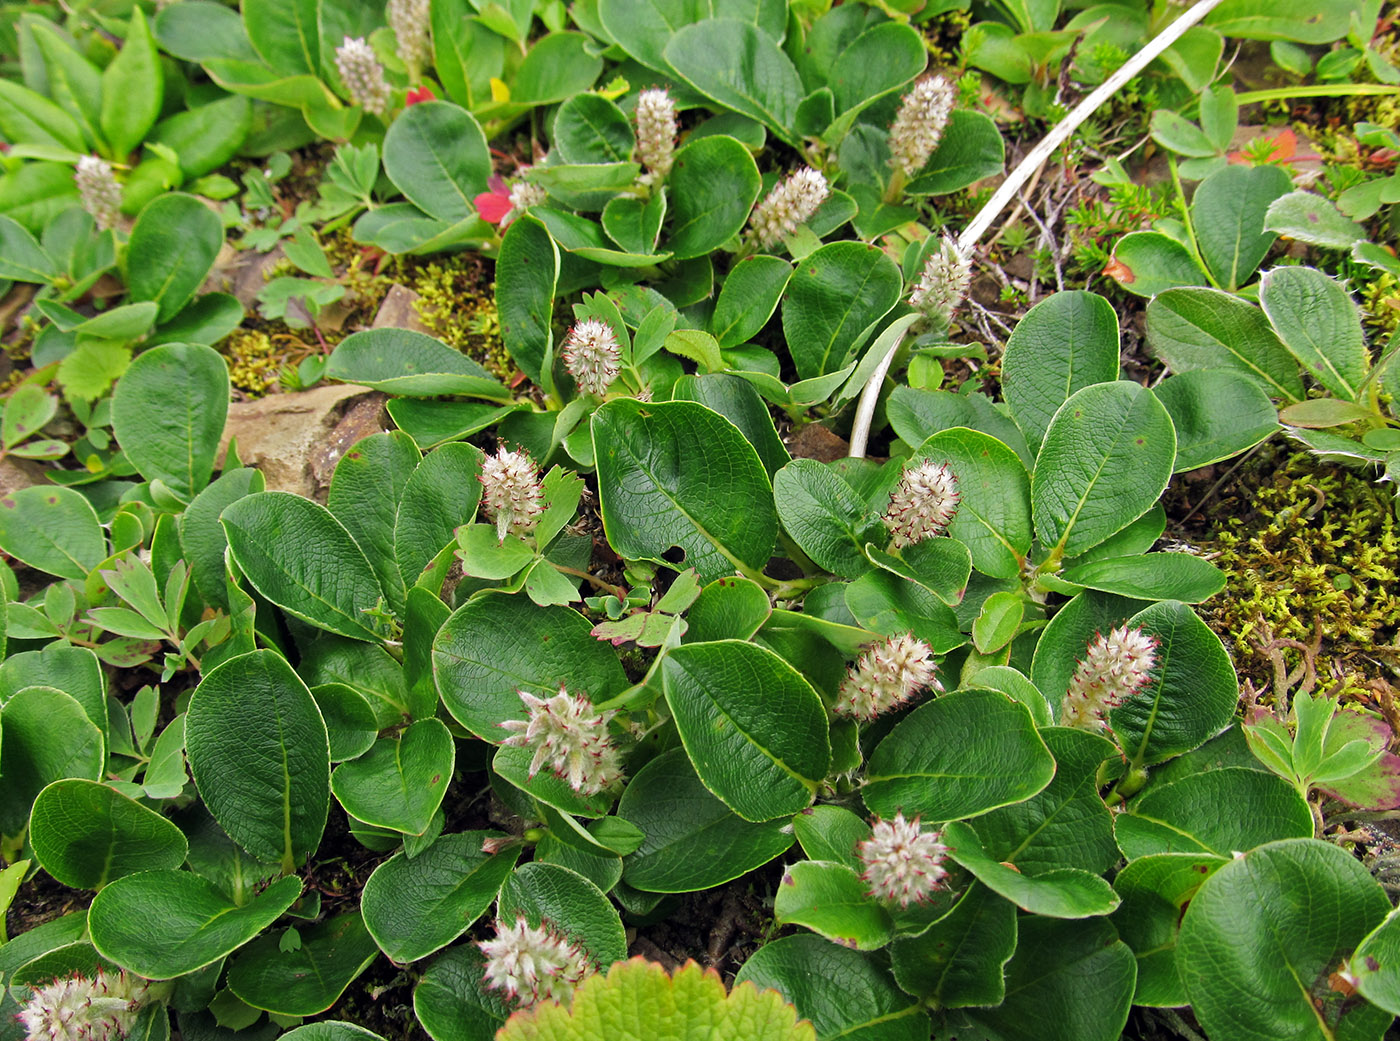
[30,779,188,890]
[330,719,454,837]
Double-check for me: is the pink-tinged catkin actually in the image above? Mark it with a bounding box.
[858,812,950,907]
[887,75,956,178]
[499,687,623,795]
[335,37,391,118]
[75,157,121,231]
[909,237,971,327]
[883,459,961,547]
[479,446,545,541]
[387,0,430,76]
[506,177,548,224]
[634,88,677,181]
[479,917,595,1007]
[18,969,151,1041]
[1060,625,1159,730]
[561,318,622,396]
[747,167,829,248]
[834,633,940,721]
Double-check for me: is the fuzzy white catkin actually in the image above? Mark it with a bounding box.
[19,970,150,1041]
[1061,625,1159,730]
[479,917,594,1007]
[634,88,678,180]
[561,318,622,395]
[909,237,972,326]
[335,37,391,118]
[834,633,940,720]
[748,167,829,248]
[883,459,961,547]
[888,75,956,178]
[499,687,623,795]
[479,446,545,540]
[388,0,431,74]
[858,813,950,907]
[75,157,121,231]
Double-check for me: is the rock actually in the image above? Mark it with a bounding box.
[372,284,436,336]
[0,456,46,499]
[788,423,848,462]
[204,245,287,311]
[218,383,389,501]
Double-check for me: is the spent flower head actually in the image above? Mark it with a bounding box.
[562,318,622,396]
[75,157,121,232]
[19,969,151,1041]
[335,37,391,118]
[888,76,956,178]
[858,812,950,907]
[834,633,940,721]
[883,459,960,548]
[909,237,971,327]
[747,167,829,248]
[506,176,548,223]
[480,446,545,541]
[1061,625,1158,731]
[388,0,431,76]
[499,687,623,795]
[479,917,595,1007]
[634,88,678,181]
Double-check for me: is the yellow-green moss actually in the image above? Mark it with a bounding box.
[408,261,512,380]
[1199,451,1400,698]
[222,329,281,397]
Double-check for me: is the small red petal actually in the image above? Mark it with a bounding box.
[405,86,436,106]
[474,191,514,224]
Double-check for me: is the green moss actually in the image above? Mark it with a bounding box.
[1199,451,1400,699]
[407,260,512,380]
[221,329,282,397]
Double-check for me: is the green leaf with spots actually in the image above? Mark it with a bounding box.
[0,486,106,580]
[330,719,455,837]
[773,861,892,950]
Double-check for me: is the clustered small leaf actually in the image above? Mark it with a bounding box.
[499,686,624,795]
[834,633,940,720]
[335,37,392,118]
[75,157,121,232]
[858,812,950,908]
[562,318,623,396]
[19,970,151,1041]
[909,237,972,327]
[479,916,595,1007]
[634,88,678,181]
[888,75,956,178]
[883,459,961,547]
[1060,625,1159,730]
[388,0,431,77]
[480,446,545,540]
[748,167,829,248]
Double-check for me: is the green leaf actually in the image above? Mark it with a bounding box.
[888,386,1033,469]
[1031,382,1176,558]
[498,959,815,1041]
[328,432,420,615]
[29,779,187,889]
[1354,908,1400,1015]
[513,33,604,105]
[1265,190,1367,250]
[864,689,1054,821]
[382,101,490,223]
[619,748,794,893]
[827,22,923,115]
[179,467,264,611]
[672,374,790,480]
[1107,231,1210,298]
[280,1025,386,1041]
[597,0,708,73]
[89,871,302,979]
[1204,0,1357,43]
[602,194,666,256]
[1147,286,1304,401]
[326,329,509,400]
[912,428,1032,579]
[592,400,777,583]
[0,644,107,737]
[1001,290,1120,448]
[781,241,902,380]
[1178,838,1392,1041]
[0,686,104,835]
[1150,109,1217,157]
[0,485,106,579]
[0,215,58,284]
[149,96,253,181]
[773,459,883,578]
[185,650,330,869]
[666,134,762,260]
[737,934,928,1041]
[1060,553,1225,603]
[100,7,162,158]
[552,94,634,165]
[395,441,484,592]
[843,569,965,653]
[1153,369,1279,472]
[1111,852,1225,1007]
[241,0,319,74]
[111,342,229,501]
[943,820,1120,918]
[413,945,512,1041]
[433,593,629,740]
[362,832,518,963]
[222,492,386,642]
[1260,266,1368,401]
[890,884,1017,1007]
[903,110,1005,195]
[330,719,454,837]
[1115,767,1313,859]
[709,255,792,349]
[495,215,560,385]
[227,913,379,1016]
[863,536,972,608]
[773,861,892,950]
[126,193,223,324]
[310,684,378,763]
[1111,600,1240,767]
[661,640,830,822]
[498,861,627,973]
[1190,164,1293,290]
[0,79,85,152]
[665,20,803,144]
[959,917,1136,1041]
[972,590,1023,654]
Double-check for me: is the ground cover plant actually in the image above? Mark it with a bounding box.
[1,0,1400,1040]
